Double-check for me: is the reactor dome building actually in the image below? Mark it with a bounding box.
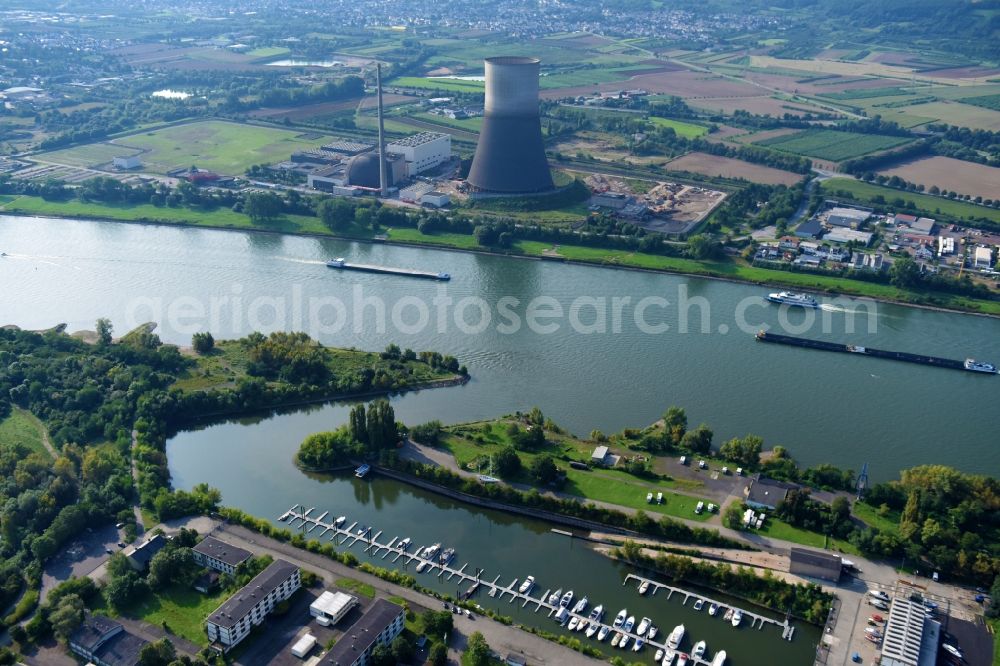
[466,56,554,194]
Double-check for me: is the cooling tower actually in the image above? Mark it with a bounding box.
[467,56,554,194]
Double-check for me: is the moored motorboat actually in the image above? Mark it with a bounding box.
[585,623,599,638]
[636,617,651,637]
[334,516,347,526]
[647,625,658,640]
[589,604,604,622]
[731,609,743,627]
[711,650,728,666]
[416,560,429,573]
[611,632,621,647]
[597,625,610,641]
[568,617,579,631]
[693,599,704,611]
[639,580,650,595]
[398,536,411,550]
[655,648,664,663]
[422,543,441,559]
[438,547,455,565]
[560,590,574,607]
[677,654,689,666]
[662,649,676,666]
[693,640,707,658]
[708,602,719,616]
[632,638,644,652]
[723,608,733,621]
[666,624,685,649]
[572,596,589,614]
[623,615,636,632]
[619,634,631,649]
[554,607,569,625]
[548,588,563,605]
[576,619,588,633]
[519,575,535,594]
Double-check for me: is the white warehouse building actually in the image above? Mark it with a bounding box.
[386,132,451,176]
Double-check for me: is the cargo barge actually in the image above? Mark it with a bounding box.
[326,258,450,281]
[755,331,996,374]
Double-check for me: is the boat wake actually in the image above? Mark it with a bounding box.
[276,256,327,266]
[1,253,65,267]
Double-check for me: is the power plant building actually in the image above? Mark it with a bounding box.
[386,132,451,176]
[467,56,553,194]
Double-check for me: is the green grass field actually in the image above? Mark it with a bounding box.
[391,76,485,93]
[36,143,142,169]
[647,116,709,138]
[49,121,334,176]
[0,408,51,459]
[818,87,914,101]
[757,518,859,555]
[852,501,900,535]
[336,577,375,599]
[410,112,483,133]
[820,178,1000,224]
[247,46,291,59]
[960,93,1000,112]
[119,585,227,645]
[755,129,912,162]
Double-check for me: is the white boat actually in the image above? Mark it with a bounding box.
[560,590,574,607]
[636,617,651,637]
[548,588,562,605]
[398,537,411,550]
[662,649,676,666]
[711,651,727,666]
[519,576,535,594]
[589,604,604,622]
[633,638,644,652]
[576,619,588,633]
[767,291,819,308]
[666,624,685,649]
[708,602,719,616]
[554,607,569,624]
[647,625,658,640]
[611,632,621,647]
[655,649,664,663]
[597,625,610,641]
[965,358,997,374]
[731,609,743,627]
[334,516,347,526]
[613,608,628,628]
[619,634,631,649]
[585,623,599,638]
[638,580,650,595]
[416,560,429,573]
[624,615,636,632]
[693,599,704,611]
[677,654,689,666]
[568,617,579,631]
[572,596,589,614]
[693,641,706,658]
[422,543,441,558]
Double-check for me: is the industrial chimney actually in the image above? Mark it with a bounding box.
[466,56,553,194]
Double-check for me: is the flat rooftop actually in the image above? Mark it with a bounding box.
[208,559,298,628]
[386,131,449,148]
[193,536,252,567]
[320,598,402,664]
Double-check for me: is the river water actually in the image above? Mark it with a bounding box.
[3,214,998,664]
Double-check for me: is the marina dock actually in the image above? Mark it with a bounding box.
[279,504,796,659]
[326,258,450,281]
[755,331,992,374]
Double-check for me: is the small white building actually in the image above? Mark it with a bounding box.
[112,155,141,170]
[937,236,955,256]
[386,132,451,176]
[309,590,357,626]
[974,246,994,269]
[420,191,450,208]
[291,633,317,658]
[591,445,610,466]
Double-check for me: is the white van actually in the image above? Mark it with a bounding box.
[695,501,704,514]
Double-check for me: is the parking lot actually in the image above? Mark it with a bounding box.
[41,523,124,602]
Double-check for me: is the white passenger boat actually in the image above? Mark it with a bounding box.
[597,625,610,641]
[731,609,743,627]
[613,608,628,628]
[711,650,728,666]
[572,596,588,614]
[661,649,676,666]
[647,625,658,640]
[619,634,631,649]
[693,640,707,658]
[422,543,441,559]
[708,602,719,616]
[965,358,997,374]
[655,648,664,663]
[638,580,650,595]
[585,623,599,638]
[589,604,604,622]
[560,590,574,607]
[568,617,579,631]
[666,624,685,649]
[636,617,651,637]
[623,615,636,632]
[519,576,535,594]
[767,291,819,308]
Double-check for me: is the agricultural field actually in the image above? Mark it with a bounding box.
[665,153,803,186]
[35,143,142,169]
[39,121,334,176]
[687,95,828,118]
[390,76,484,93]
[646,116,709,138]
[897,101,1000,131]
[959,94,1000,112]
[755,129,912,162]
[246,46,290,59]
[877,156,1000,201]
[820,178,1000,225]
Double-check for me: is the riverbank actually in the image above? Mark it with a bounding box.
[3,197,998,317]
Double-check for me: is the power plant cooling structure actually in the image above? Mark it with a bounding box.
[466,57,554,194]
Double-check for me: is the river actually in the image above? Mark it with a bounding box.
[3,214,997,664]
